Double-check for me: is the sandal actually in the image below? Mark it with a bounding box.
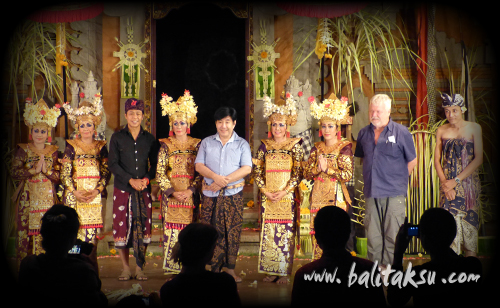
[118,269,132,281]
[136,268,148,281]
[232,275,242,283]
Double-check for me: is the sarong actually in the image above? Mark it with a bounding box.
[112,188,152,268]
[200,190,244,272]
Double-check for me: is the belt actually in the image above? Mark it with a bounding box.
[202,180,245,192]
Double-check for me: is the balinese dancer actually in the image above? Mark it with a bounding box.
[305,96,354,260]
[156,90,202,274]
[11,98,61,266]
[434,93,482,257]
[61,95,110,243]
[253,94,304,284]
[109,98,160,281]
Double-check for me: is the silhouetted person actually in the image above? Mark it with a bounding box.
[387,207,482,307]
[291,206,386,307]
[159,223,241,307]
[18,204,107,307]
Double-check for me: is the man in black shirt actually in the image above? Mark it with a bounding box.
[108,98,160,281]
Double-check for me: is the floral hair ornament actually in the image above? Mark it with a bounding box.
[262,92,298,138]
[441,93,467,113]
[159,90,198,136]
[23,98,61,142]
[63,94,103,134]
[310,95,351,138]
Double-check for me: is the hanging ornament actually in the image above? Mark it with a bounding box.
[247,19,281,100]
[113,17,149,98]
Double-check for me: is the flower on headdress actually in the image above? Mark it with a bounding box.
[286,92,291,98]
[308,96,315,103]
[325,104,330,108]
[26,97,32,103]
[131,100,137,106]
[55,104,61,109]
[40,110,46,115]
[341,96,348,102]
[162,93,168,98]
[159,90,198,125]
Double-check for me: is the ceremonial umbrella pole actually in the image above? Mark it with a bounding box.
[27,3,104,139]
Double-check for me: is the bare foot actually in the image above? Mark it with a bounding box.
[263,275,278,282]
[224,268,242,283]
[276,276,289,284]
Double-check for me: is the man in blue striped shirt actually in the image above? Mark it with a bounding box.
[195,106,252,282]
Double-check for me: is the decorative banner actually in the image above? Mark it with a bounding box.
[247,19,280,100]
[113,18,149,98]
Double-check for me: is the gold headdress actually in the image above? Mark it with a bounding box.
[62,94,103,135]
[23,98,61,142]
[310,95,351,138]
[159,90,198,136]
[263,93,298,138]
[310,95,351,125]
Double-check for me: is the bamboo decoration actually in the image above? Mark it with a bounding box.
[406,119,444,254]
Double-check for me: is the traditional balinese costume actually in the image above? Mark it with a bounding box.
[156,91,202,274]
[108,98,160,271]
[440,93,480,254]
[304,96,354,260]
[253,94,304,278]
[60,95,110,243]
[11,98,61,265]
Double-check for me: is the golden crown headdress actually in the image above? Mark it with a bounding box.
[159,90,198,136]
[263,93,298,125]
[23,98,62,142]
[263,93,298,138]
[62,94,103,126]
[310,95,351,126]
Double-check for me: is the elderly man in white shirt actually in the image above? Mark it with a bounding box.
[195,106,252,283]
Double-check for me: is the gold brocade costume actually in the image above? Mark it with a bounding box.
[11,144,60,264]
[303,140,354,260]
[61,138,110,242]
[156,136,202,274]
[253,138,304,276]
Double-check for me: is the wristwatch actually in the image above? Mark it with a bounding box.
[454,177,461,185]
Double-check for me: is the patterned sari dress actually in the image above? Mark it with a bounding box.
[440,138,480,253]
[156,136,202,274]
[61,138,110,243]
[253,138,304,277]
[303,140,354,260]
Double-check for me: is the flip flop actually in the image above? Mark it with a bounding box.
[118,269,132,281]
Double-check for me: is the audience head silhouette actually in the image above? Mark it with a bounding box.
[314,206,351,251]
[172,222,218,267]
[419,207,457,253]
[40,204,80,255]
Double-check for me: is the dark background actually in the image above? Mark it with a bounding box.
[155,3,246,140]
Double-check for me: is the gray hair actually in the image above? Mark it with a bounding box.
[369,94,392,111]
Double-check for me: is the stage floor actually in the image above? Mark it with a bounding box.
[96,253,494,307]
